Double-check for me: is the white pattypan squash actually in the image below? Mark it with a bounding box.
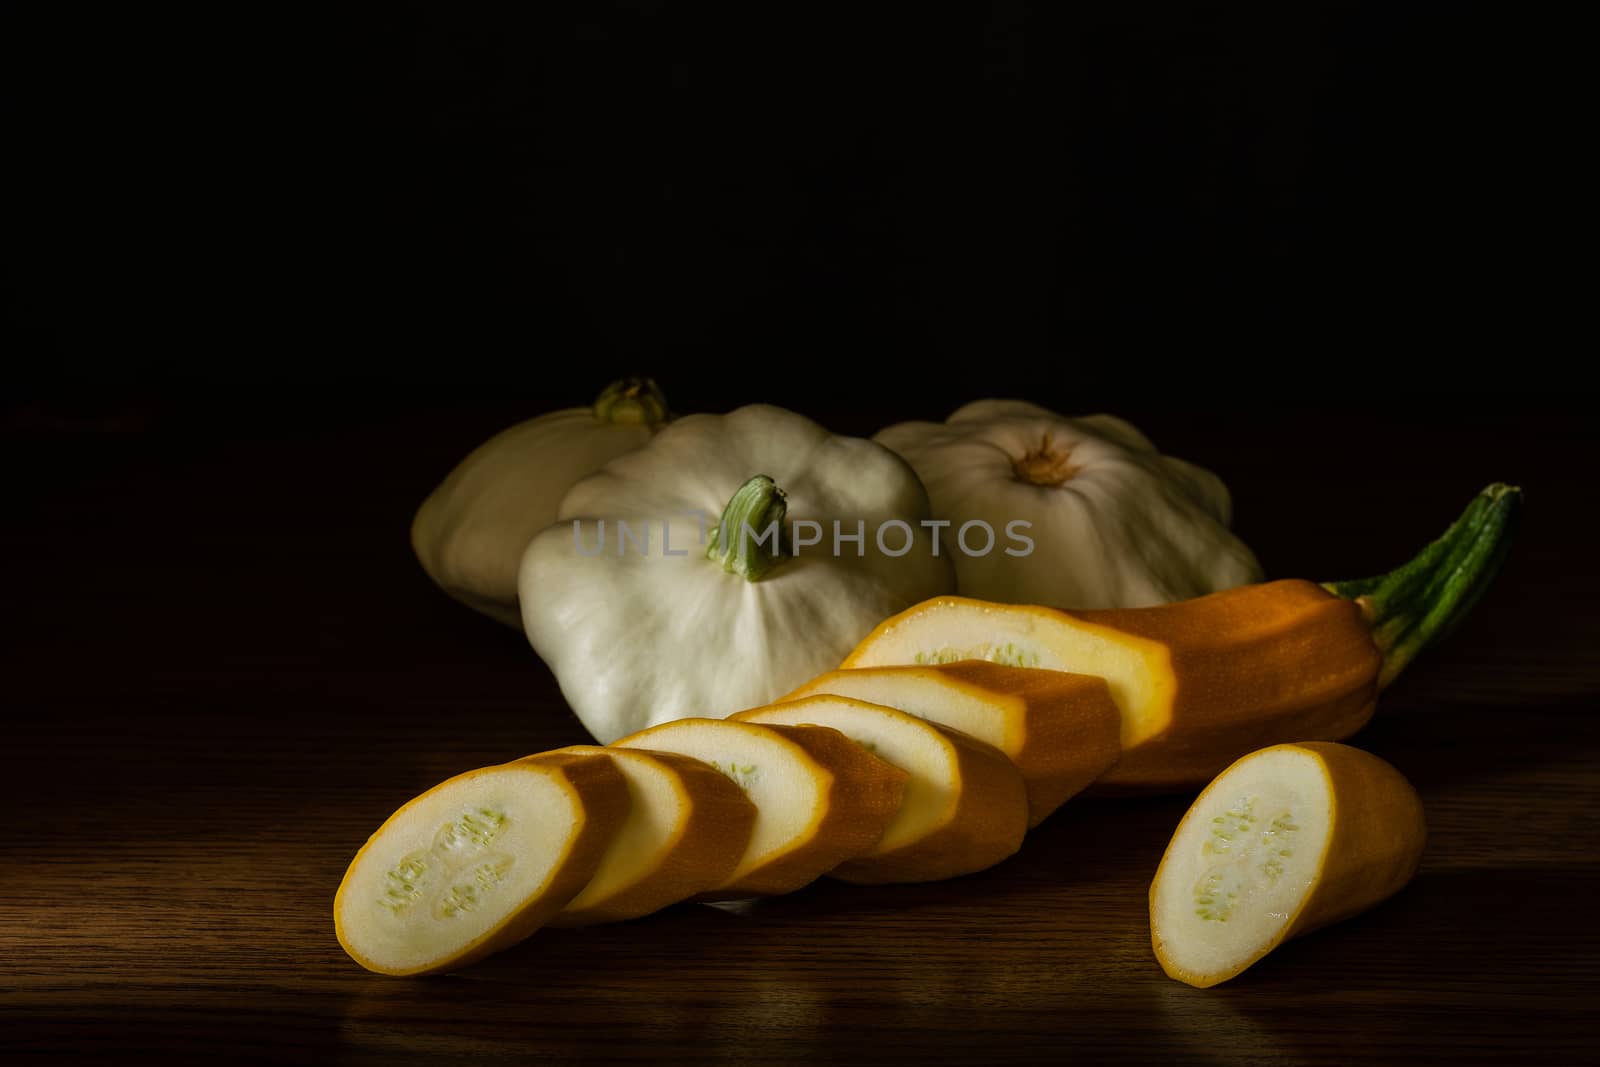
[411,379,669,627]
[873,399,1263,609]
[519,404,956,743]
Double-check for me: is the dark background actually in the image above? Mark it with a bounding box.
[6,0,1571,396]
[7,5,1597,1064]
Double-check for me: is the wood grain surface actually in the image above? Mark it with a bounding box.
[4,392,1596,1065]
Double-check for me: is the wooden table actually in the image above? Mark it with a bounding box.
[5,391,1596,1064]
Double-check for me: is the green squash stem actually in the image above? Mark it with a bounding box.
[1323,482,1522,690]
[593,377,669,427]
[707,475,789,582]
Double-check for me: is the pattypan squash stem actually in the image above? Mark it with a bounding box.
[1012,434,1081,487]
[707,475,789,582]
[593,378,670,427]
[1323,482,1522,690]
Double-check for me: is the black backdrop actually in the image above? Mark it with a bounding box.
[8,1,1565,403]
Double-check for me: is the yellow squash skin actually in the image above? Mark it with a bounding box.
[1283,744,1427,937]
[1150,741,1427,988]
[843,580,1382,793]
[728,723,910,897]
[611,719,908,900]
[1079,581,1382,791]
[788,662,1121,826]
[545,746,758,927]
[923,662,1122,821]
[831,723,1027,885]
[731,696,1031,884]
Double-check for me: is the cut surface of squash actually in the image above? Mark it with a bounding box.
[612,718,907,899]
[1149,741,1425,988]
[732,694,1028,883]
[335,751,628,975]
[841,584,1381,791]
[785,661,1120,826]
[547,746,757,926]
[843,596,1171,748]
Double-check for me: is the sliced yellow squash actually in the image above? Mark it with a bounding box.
[334,750,628,975]
[839,587,1382,792]
[784,661,1120,826]
[731,694,1029,884]
[1149,741,1426,988]
[611,718,907,899]
[547,745,758,926]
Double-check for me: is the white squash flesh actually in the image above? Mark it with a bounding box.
[1151,746,1328,984]
[1149,742,1426,988]
[732,695,1029,883]
[335,753,628,975]
[785,660,1121,826]
[611,718,908,899]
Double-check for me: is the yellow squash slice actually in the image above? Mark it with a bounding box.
[785,661,1120,826]
[547,745,758,926]
[611,718,908,899]
[1149,741,1426,988]
[840,586,1381,792]
[335,750,629,975]
[732,695,1029,884]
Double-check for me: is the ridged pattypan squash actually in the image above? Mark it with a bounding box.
[873,399,1262,608]
[411,379,669,626]
[519,404,955,742]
